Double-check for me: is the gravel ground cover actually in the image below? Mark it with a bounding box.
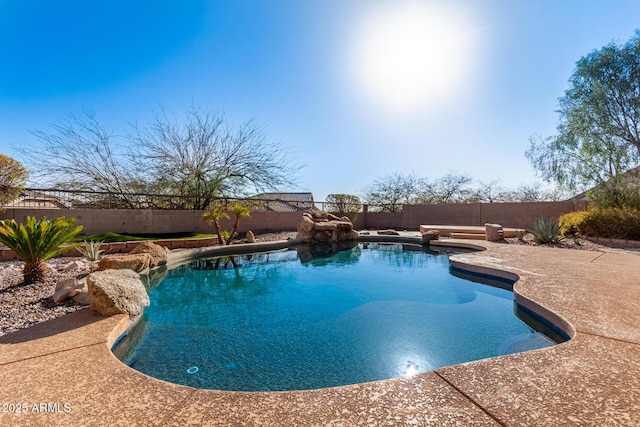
[0,231,632,337]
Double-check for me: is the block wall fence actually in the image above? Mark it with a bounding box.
[0,201,588,236]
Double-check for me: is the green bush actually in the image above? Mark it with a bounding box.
[529,216,562,244]
[559,211,590,236]
[579,207,640,240]
[0,216,83,284]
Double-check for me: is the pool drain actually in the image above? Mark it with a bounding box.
[187,366,199,374]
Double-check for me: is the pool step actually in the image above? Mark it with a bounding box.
[420,225,524,240]
[449,232,488,240]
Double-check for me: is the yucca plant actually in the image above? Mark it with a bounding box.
[529,216,562,244]
[77,240,105,261]
[0,216,83,284]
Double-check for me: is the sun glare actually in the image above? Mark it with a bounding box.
[351,2,475,115]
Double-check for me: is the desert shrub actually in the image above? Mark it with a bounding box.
[529,216,562,244]
[559,211,590,236]
[579,207,640,240]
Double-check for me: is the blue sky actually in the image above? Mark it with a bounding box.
[1,0,640,201]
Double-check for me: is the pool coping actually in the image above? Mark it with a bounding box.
[1,234,639,426]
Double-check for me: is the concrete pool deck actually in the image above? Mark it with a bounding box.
[1,237,639,426]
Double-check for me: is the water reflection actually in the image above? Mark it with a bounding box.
[296,241,359,263]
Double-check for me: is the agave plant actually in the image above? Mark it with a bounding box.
[530,216,562,244]
[0,216,83,284]
[77,240,105,261]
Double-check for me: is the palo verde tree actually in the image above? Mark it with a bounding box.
[325,194,362,221]
[131,107,301,209]
[0,154,28,208]
[21,106,301,209]
[362,171,478,211]
[526,30,640,207]
[362,172,427,212]
[421,172,474,204]
[24,111,140,207]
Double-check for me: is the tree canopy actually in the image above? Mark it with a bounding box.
[22,107,302,209]
[362,172,565,211]
[526,30,640,207]
[0,154,28,207]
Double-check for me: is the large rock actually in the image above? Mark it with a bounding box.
[130,241,167,267]
[87,269,150,317]
[314,221,338,231]
[98,253,151,273]
[53,277,87,304]
[422,230,440,244]
[296,210,358,244]
[485,223,504,242]
[298,215,315,232]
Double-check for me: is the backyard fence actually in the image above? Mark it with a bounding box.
[0,189,589,236]
[4,188,317,212]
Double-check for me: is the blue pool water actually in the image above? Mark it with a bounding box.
[114,243,560,391]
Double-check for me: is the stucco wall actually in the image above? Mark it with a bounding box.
[0,200,588,235]
[0,208,303,236]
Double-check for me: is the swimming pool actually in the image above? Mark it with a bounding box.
[114,242,564,391]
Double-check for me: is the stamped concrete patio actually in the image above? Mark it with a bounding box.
[1,237,639,426]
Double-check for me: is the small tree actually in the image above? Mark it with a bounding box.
[202,205,229,246]
[0,216,83,284]
[0,154,28,208]
[225,203,251,244]
[362,172,427,212]
[325,194,362,221]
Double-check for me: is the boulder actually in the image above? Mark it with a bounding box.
[72,290,90,305]
[298,215,315,232]
[314,221,338,231]
[295,210,359,244]
[485,223,504,242]
[334,221,353,230]
[72,280,90,305]
[55,276,78,291]
[98,253,151,273]
[130,241,167,267]
[422,230,440,244]
[53,287,81,304]
[53,277,87,304]
[87,269,150,317]
[246,230,256,243]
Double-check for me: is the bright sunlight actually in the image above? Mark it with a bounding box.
[351,2,475,115]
